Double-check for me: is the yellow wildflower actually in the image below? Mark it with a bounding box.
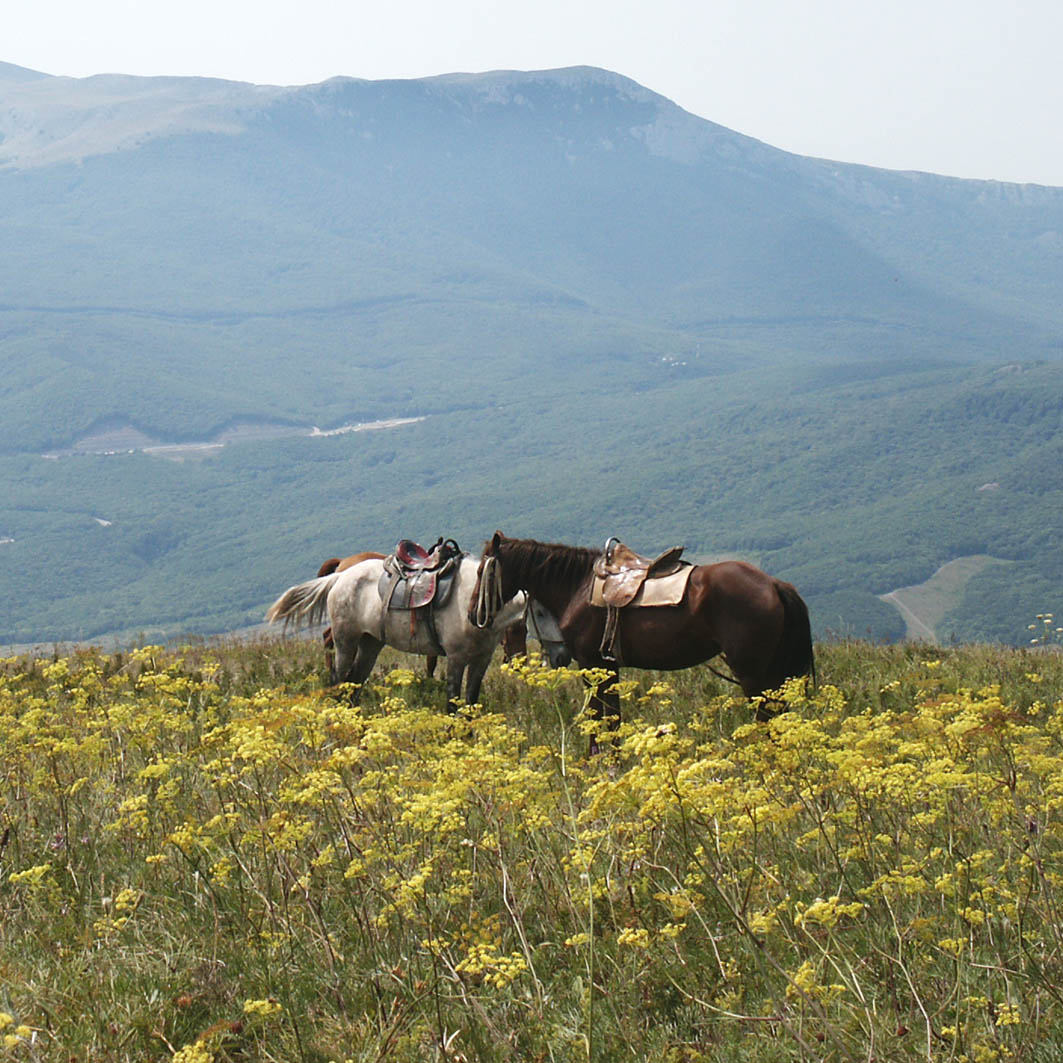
[171,1041,215,1063]
[243,998,284,1017]
[617,927,651,948]
[996,1002,1021,1026]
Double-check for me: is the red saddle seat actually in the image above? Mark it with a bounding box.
[394,537,461,573]
[381,537,464,615]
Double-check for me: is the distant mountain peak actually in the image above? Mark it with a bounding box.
[0,60,778,173]
[429,64,659,99]
[300,65,767,170]
[0,69,277,169]
[0,60,50,82]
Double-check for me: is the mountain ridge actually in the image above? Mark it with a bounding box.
[4,62,1061,190]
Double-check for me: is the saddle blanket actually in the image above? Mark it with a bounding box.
[590,562,693,609]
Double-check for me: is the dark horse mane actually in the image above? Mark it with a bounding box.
[488,536,600,595]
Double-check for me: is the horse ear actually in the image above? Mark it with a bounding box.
[491,530,503,552]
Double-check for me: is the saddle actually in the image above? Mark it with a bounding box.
[394,538,457,573]
[590,538,691,664]
[379,537,463,611]
[591,538,687,607]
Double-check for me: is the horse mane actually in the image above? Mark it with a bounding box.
[491,536,599,595]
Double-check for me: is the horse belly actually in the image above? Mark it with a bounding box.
[382,610,444,657]
[570,604,719,671]
[620,614,719,671]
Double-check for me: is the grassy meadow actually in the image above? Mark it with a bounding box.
[3,633,1063,1061]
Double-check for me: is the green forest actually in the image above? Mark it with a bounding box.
[2,357,1060,647]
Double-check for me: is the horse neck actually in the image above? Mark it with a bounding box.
[499,539,595,619]
[452,554,523,633]
[436,556,479,637]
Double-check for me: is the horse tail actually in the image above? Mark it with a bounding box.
[266,572,340,629]
[773,580,816,688]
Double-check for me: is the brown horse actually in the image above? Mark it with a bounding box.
[474,532,814,729]
[316,552,528,677]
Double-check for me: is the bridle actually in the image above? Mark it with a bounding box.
[470,554,505,628]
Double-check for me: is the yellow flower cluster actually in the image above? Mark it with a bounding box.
[0,1011,33,1050]
[171,1040,215,1063]
[3,642,1063,1059]
[454,943,529,989]
[243,997,284,1017]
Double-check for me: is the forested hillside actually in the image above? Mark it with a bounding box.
[1,62,1062,645]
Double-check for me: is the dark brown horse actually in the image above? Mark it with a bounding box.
[316,551,528,678]
[475,532,814,727]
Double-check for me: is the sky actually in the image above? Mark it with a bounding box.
[7,0,1063,187]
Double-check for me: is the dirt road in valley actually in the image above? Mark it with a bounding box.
[879,590,938,643]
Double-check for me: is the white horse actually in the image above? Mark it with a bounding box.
[266,555,526,707]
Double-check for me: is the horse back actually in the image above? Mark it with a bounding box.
[690,560,781,615]
[327,557,387,603]
[570,560,780,671]
[696,563,814,685]
[319,551,385,578]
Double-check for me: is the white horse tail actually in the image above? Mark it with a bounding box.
[265,572,340,629]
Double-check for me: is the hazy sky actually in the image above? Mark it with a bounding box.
[7,0,1063,186]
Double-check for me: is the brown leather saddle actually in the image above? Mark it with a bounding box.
[591,537,688,663]
[592,538,686,607]
[378,537,463,611]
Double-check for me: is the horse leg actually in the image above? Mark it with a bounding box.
[348,635,384,690]
[463,652,493,706]
[726,585,813,721]
[445,659,467,713]
[333,634,383,702]
[330,634,353,688]
[426,655,438,678]
[584,665,621,755]
[322,626,335,676]
[728,654,784,720]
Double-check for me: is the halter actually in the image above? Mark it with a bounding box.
[471,554,506,628]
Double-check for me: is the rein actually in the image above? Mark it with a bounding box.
[471,555,505,628]
[706,661,741,687]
